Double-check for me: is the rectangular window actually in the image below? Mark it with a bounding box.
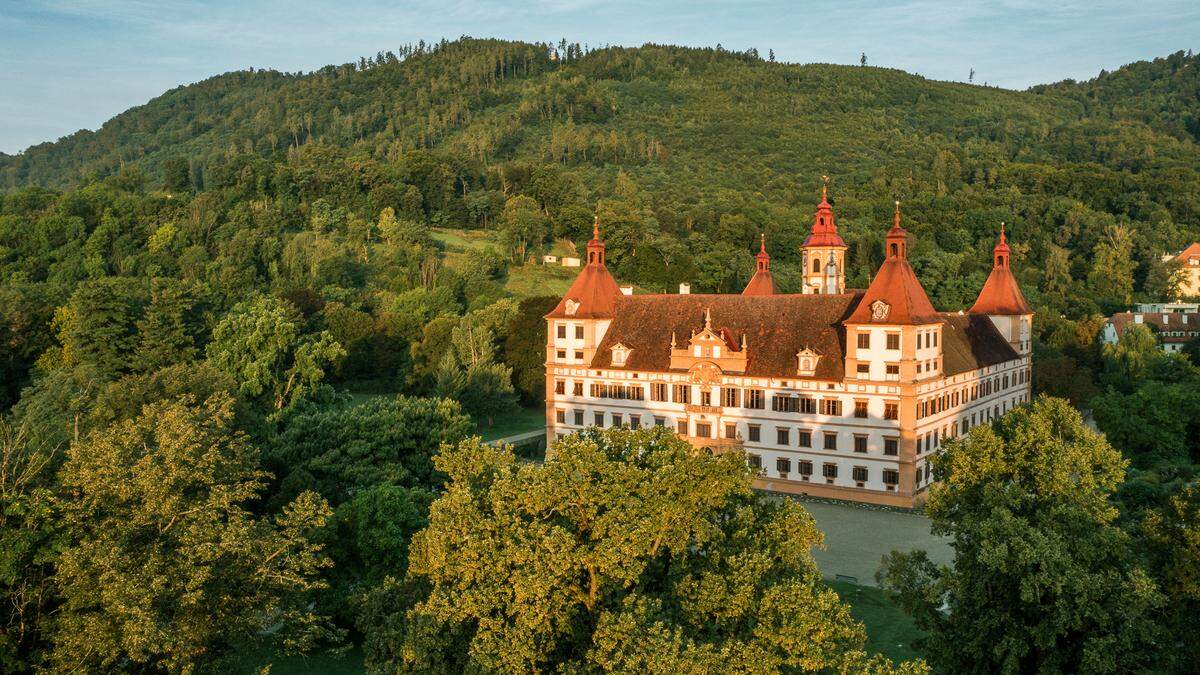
[819,399,842,416]
[574,410,584,426]
[884,437,899,456]
[772,395,799,413]
[747,453,762,470]
[695,422,711,438]
[676,419,688,435]
[799,460,813,477]
[722,387,740,407]
[701,390,712,407]
[745,389,765,409]
[823,432,838,450]
[654,416,665,427]
[857,332,870,349]
[856,363,870,375]
[797,429,812,448]
[853,466,868,483]
[575,325,584,339]
[776,427,790,445]
[932,332,938,347]
[884,402,899,420]
[556,349,567,360]
[630,414,641,428]
[854,435,868,453]
[573,381,583,396]
[886,333,900,350]
[651,383,667,402]
[725,423,737,439]
[555,409,565,423]
[574,350,584,360]
[776,457,792,475]
[822,463,838,479]
[883,469,900,486]
[555,380,565,395]
[612,413,623,427]
[672,384,691,404]
[854,400,868,418]
[594,412,605,427]
[885,364,900,376]
[799,396,817,414]
[748,424,761,442]
[556,324,567,339]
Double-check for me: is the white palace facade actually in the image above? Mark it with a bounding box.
[543,189,1032,507]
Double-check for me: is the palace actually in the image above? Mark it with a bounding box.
[543,188,1032,507]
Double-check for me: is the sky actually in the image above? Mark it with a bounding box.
[1,0,1198,155]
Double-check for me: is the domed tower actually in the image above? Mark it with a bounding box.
[800,177,848,294]
[969,224,1033,356]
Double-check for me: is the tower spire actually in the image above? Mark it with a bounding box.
[820,174,829,202]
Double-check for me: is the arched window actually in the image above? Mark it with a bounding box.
[813,259,821,273]
[997,255,1005,267]
[890,243,898,256]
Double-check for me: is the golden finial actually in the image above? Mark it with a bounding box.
[759,232,766,253]
[592,214,600,240]
[821,174,829,201]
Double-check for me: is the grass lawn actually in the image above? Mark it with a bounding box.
[828,580,926,664]
[504,263,577,298]
[475,405,545,441]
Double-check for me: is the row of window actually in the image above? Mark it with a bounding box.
[854,330,939,352]
[917,369,1029,420]
[553,409,899,455]
[556,380,899,420]
[918,393,1028,454]
[747,454,900,489]
[555,324,586,340]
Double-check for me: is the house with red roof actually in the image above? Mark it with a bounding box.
[544,188,1032,507]
[1167,242,1200,298]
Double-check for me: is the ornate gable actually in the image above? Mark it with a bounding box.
[795,347,821,377]
[668,308,748,374]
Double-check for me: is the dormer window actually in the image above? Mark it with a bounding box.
[564,299,580,316]
[795,347,821,377]
[611,343,632,367]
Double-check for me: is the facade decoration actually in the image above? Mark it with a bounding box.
[544,185,1033,507]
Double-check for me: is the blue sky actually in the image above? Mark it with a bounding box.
[2,0,1198,154]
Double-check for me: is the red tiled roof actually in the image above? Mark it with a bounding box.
[742,269,777,295]
[1172,242,1200,262]
[591,293,863,379]
[847,206,939,325]
[743,235,777,295]
[969,226,1031,316]
[546,224,622,319]
[1107,312,1200,344]
[969,266,1031,315]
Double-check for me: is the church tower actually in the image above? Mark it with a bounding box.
[800,177,848,294]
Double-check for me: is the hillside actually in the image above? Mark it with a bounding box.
[1,39,1199,405]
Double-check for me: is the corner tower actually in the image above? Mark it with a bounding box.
[969,224,1033,356]
[742,234,777,295]
[800,177,848,294]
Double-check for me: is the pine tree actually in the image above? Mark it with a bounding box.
[134,279,196,372]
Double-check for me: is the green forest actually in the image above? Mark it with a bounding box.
[2,38,1200,672]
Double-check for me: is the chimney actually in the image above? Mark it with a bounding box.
[679,283,691,294]
[619,285,633,296]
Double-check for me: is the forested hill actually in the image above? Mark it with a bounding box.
[5,40,1199,198]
